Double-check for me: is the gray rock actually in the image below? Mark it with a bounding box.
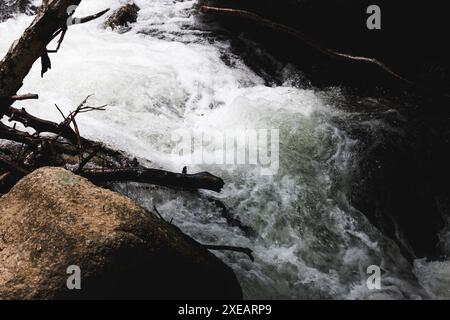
[0,167,242,299]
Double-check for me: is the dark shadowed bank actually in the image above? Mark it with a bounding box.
[200,0,450,95]
[199,0,450,261]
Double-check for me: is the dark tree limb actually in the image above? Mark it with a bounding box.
[80,168,225,192]
[0,122,40,148]
[5,106,80,144]
[203,195,256,237]
[75,146,100,173]
[0,155,29,177]
[0,171,12,185]
[153,205,174,224]
[10,94,39,101]
[153,205,254,261]
[202,244,255,262]
[70,8,110,25]
[0,121,81,157]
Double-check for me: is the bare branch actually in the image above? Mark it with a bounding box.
[10,94,39,101]
[202,244,255,262]
[0,155,29,177]
[79,168,225,192]
[203,195,256,237]
[75,147,100,173]
[70,8,110,25]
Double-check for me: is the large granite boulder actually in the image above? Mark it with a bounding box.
[0,167,242,299]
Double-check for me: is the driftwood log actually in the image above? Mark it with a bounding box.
[82,168,225,193]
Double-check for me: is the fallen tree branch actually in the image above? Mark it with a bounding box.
[0,1,109,111]
[0,122,40,148]
[69,8,110,25]
[75,146,100,173]
[80,168,225,192]
[153,205,174,224]
[152,204,254,261]
[0,171,11,184]
[203,195,256,237]
[202,244,255,262]
[5,107,78,143]
[5,95,105,147]
[10,94,39,101]
[0,155,29,178]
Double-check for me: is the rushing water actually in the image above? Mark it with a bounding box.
[1,0,449,299]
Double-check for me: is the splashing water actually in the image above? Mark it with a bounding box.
[1,0,447,299]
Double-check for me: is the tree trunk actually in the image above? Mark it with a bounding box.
[0,0,81,107]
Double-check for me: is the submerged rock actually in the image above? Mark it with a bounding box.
[0,167,242,299]
[105,3,140,31]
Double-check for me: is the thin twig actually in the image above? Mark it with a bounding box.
[10,94,39,101]
[75,146,101,173]
[54,104,66,120]
[153,205,166,221]
[0,156,29,177]
[202,244,255,262]
[69,8,110,25]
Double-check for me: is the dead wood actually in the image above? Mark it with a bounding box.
[0,155,29,177]
[203,195,256,237]
[202,244,255,262]
[80,168,225,193]
[10,94,39,101]
[153,205,254,262]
